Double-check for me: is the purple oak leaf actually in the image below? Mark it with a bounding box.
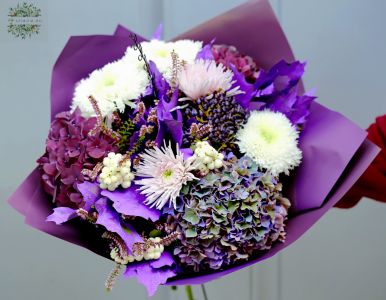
[95,198,142,252]
[101,186,160,222]
[249,60,315,126]
[157,95,183,146]
[124,252,176,297]
[77,181,101,211]
[180,148,194,160]
[254,60,305,95]
[150,252,175,269]
[149,61,170,101]
[268,87,316,127]
[230,64,255,109]
[152,23,163,40]
[46,207,77,225]
[196,39,215,60]
[136,265,176,297]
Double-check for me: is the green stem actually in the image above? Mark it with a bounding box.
[185,285,194,300]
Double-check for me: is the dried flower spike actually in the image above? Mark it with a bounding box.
[132,231,180,257]
[105,263,122,292]
[170,50,183,93]
[147,107,158,124]
[88,95,121,140]
[189,123,213,140]
[76,208,97,223]
[102,231,128,259]
[81,162,103,181]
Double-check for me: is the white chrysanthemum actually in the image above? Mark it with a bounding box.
[135,143,197,210]
[141,40,174,76]
[123,39,202,80]
[172,39,203,63]
[71,59,149,118]
[178,59,241,100]
[236,110,302,175]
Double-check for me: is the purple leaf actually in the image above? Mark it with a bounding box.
[180,148,194,160]
[124,259,176,297]
[254,60,305,99]
[150,252,175,269]
[248,101,266,111]
[77,181,100,211]
[46,207,77,225]
[95,198,142,252]
[288,93,316,126]
[164,119,183,146]
[268,87,316,127]
[137,265,176,296]
[256,83,274,96]
[230,64,255,109]
[157,95,183,146]
[250,60,315,126]
[149,61,170,101]
[152,23,163,40]
[124,264,137,278]
[101,186,160,222]
[196,39,215,60]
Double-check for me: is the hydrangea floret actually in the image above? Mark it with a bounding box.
[170,155,290,271]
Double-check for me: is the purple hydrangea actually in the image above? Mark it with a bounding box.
[37,108,117,208]
[167,154,290,272]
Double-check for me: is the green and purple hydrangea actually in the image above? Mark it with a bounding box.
[167,154,290,271]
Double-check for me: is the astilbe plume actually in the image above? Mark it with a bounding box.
[212,44,259,83]
[167,154,290,272]
[37,108,117,208]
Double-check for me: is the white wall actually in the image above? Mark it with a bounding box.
[1,1,385,300]
[279,1,386,299]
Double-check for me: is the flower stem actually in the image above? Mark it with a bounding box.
[201,284,209,300]
[185,285,194,300]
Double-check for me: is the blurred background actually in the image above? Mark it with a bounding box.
[1,0,386,299]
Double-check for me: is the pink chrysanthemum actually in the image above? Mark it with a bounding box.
[178,59,241,100]
[135,143,197,210]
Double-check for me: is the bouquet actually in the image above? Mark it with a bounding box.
[8,0,379,296]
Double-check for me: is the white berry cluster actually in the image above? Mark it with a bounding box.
[194,141,224,175]
[110,237,164,265]
[110,247,131,265]
[99,152,135,191]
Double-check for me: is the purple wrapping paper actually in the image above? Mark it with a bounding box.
[8,0,380,286]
